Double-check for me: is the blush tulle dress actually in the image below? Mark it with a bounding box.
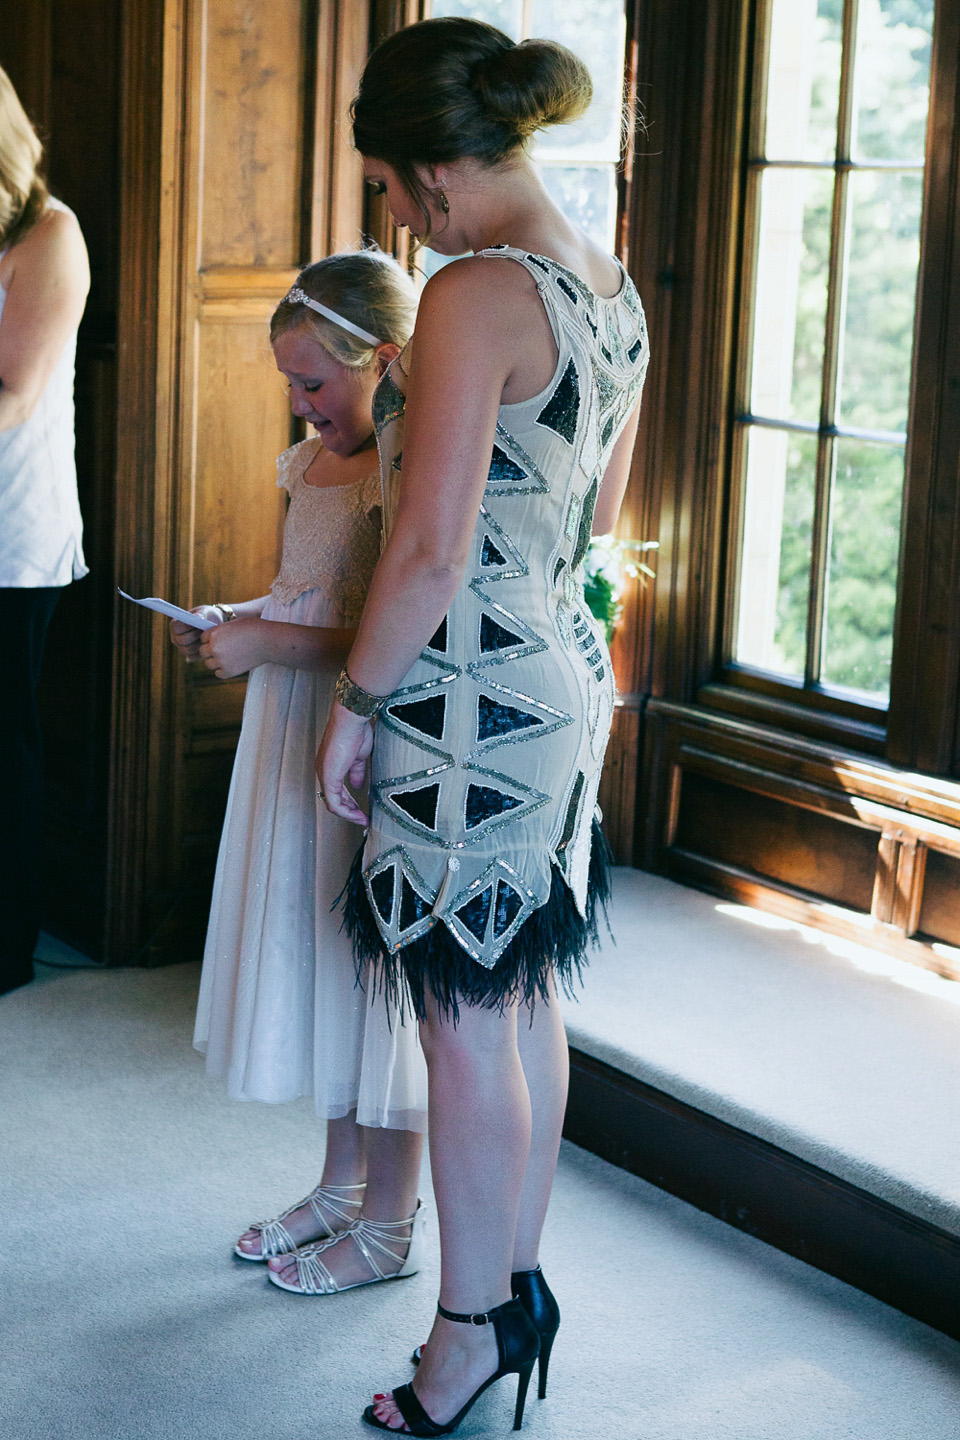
[194,436,428,1130]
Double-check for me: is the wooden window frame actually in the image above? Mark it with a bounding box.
[627,0,960,970]
[626,0,960,772]
[726,0,926,720]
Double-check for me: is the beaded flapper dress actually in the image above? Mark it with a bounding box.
[194,436,427,1130]
[345,249,649,1016]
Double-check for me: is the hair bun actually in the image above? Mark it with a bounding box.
[471,38,592,139]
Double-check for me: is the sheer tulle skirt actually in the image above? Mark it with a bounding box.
[193,588,428,1132]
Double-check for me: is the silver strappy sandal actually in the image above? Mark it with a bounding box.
[266,1199,427,1294]
[234,1181,366,1261]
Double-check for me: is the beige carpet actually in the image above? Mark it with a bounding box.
[1,959,958,1440]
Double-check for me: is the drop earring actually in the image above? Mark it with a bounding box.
[437,189,450,215]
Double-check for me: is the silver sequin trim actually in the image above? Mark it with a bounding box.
[437,856,541,968]
[488,424,550,496]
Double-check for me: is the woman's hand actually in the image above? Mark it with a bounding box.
[198,618,273,679]
[169,606,223,661]
[316,702,374,826]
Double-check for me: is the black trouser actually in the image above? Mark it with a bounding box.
[0,586,62,993]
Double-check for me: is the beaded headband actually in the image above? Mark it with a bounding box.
[283,285,382,347]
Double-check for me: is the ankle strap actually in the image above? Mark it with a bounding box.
[437,1297,513,1326]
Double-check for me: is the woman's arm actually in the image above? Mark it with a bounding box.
[591,392,643,537]
[0,208,90,433]
[339,258,526,697]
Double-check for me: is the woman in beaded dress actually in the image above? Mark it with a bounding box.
[316,20,648,1434]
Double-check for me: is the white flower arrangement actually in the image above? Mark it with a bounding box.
[582,535,659,641]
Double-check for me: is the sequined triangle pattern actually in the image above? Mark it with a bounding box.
[359,245,649,975]
[363,846,437,952]
[442,857,540,964]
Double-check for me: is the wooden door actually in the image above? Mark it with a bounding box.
[109,0,370,961]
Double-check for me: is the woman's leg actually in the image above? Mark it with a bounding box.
[371,995,532,1430]
[513,974,569,1271]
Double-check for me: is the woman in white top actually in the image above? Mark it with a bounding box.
[0,65,90,994]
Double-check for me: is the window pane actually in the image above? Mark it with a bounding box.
[735,427,817,678]
[852,0,934,161]
[750,168,833,423]
[764,0,841,162]
[428,1,626,256]
[530,0,627,156]
[540,164,616,248]
[837,170,922,433]
[430,0,523,37]
[822,437,903,696]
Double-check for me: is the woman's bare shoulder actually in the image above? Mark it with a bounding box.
[418,253,541,330]
[2,205,88,285]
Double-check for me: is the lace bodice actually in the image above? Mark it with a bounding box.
[270,437,381,620]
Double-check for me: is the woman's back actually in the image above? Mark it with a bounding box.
[0,199,87,588]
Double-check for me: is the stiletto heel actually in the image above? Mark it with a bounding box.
[411,1265,560,1401]
[512,1359,535,1430]
[535,1330,555,1399]
[510,1266,560,1398]
[363,1295,539,1435]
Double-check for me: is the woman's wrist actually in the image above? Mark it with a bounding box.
[335,666,390,718]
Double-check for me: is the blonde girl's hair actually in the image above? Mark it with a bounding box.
[270,248,418,368]
[0,65,49,251]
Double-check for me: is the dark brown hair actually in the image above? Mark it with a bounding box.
[351,17,592,216]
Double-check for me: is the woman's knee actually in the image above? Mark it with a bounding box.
[418,995,520,1068]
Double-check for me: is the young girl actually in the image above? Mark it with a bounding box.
[170,250,428,1296]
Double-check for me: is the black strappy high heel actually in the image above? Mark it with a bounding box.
[412,1267,560,1400]
[363,1296,539,1435]
[510,1266,560,1399]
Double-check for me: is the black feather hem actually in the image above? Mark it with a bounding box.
[341,819,613,1023]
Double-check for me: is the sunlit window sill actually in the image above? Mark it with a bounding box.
[562,868,960,1238]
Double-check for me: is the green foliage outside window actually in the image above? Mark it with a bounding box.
[767,0,931,695]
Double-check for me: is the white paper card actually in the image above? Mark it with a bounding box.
[118,590,218,630]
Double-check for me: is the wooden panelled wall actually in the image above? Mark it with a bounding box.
[6,0,370,962]
[624,0,960,979]
[109,0,370,961]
